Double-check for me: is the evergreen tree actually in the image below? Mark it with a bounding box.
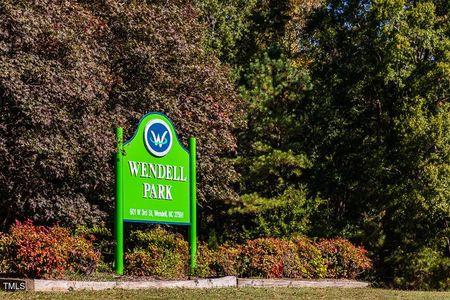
[229,53,321,241]
[306,0,450,288]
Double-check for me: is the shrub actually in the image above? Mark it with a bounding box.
[11,221,72,278]
[123,231,371,280]
[238,237,340,279]
[0,232,14,274]
[75,225,114,265]
[128,227,187,253]
[240,238,301,278]
[0,221,100,278]
[77,225,372,281]
[125,250,153,277]
[292,236,326,278]
[125,227,189,278]
[194,242,216,278]
[68,236,101,275]
[213,243,243,277]
[316,238,372,279]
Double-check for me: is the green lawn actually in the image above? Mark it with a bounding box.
[1,288,450,300]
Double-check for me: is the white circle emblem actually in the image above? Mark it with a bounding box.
[144,119,173,157]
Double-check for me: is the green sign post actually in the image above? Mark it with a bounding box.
[115,112,196,275]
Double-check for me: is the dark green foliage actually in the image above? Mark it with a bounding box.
[388,247,450,290]
[196,0,324,243]
[195,0,257,65]
[225,53,321,241]
[0,0,241,229]
[196,0,321,69]
[305,0,450,289]
[199,0,450,289]
[226,188,321,241]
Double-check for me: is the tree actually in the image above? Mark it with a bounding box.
[305,0,450,288]
[196,0,321,70]
[0,0,241,230]
[194,0,322,243]
[223,52,322,242]
[195,0,257,66]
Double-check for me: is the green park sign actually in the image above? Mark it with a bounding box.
[114,112,197,275]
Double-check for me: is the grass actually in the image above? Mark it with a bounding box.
[1,288,450,300]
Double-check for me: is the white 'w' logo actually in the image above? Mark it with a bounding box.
[150,130,168,148]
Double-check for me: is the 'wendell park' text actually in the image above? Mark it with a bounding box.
[128,161,187,200]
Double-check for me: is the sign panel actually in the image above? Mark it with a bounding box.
[121,113,190,224]
[115,111,197,275]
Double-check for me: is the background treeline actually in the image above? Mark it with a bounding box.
[0,0,449,290]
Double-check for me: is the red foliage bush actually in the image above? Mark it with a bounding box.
[240,238,300,278]
[0,221,100,278]
[125,250,153,277]
[11,221,70,278]
[1,223,372,280]
[213,244,244,277]
[238,237,371,279]
[316,238,372,279]
[292,236,326,278]
[123,229,372,280]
